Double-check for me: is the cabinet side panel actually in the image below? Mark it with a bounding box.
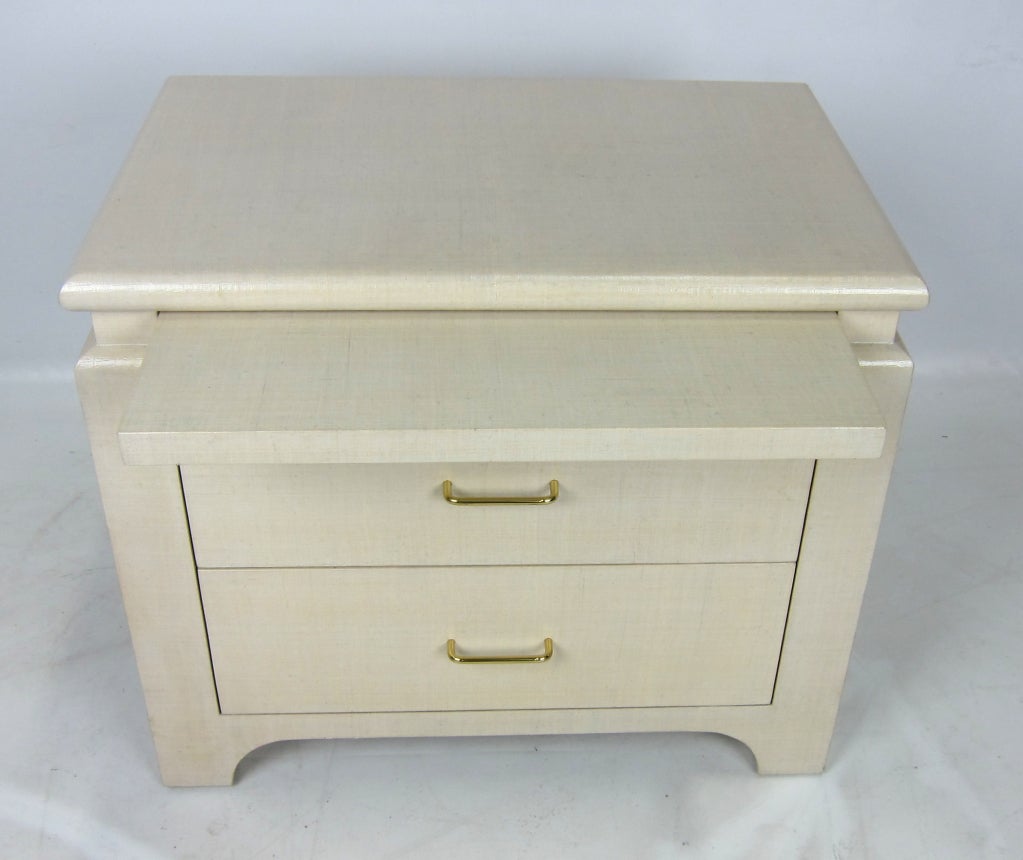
[745,341,913,773]
[75,335,240,785]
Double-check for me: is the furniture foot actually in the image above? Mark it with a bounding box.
[151,733,246,787]
[745,732,831,776]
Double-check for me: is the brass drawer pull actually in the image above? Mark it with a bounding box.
[442,479,559,506]
[447,637,554,664]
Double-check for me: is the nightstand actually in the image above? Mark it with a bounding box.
[61,77,927,786]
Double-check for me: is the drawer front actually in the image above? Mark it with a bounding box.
[200,563,795,715]
[183,460,813,568]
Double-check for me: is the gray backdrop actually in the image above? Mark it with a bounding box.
[2,3,1020,857]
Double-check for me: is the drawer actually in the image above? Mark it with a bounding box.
[182,460,813,568]
[199,563,795,714]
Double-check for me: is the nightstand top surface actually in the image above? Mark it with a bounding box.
[61,76,927,312]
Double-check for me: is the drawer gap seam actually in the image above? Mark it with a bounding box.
[180,464,226,716]
[769,459,819,705]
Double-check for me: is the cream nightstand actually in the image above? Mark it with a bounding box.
[61,77,926,786]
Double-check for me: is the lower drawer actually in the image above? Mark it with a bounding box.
[199,563,795,715]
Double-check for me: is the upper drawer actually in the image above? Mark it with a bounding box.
[119,311,885,465]
[183,459,812,568]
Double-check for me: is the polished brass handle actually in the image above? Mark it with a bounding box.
[442,479,559,505]
[447,637,554,664]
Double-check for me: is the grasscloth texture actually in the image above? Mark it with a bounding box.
[183,460,813,568]
[200,564,796,714]
[119,311,885,464]
[60,77,926,312]
[65,78,923,784]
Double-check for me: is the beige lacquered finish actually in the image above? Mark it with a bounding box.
[73,337,915,784]
[184,460,812,568]
[63,78,927,786]
[59,77,926,313]
[199,564,795,715]
[119,312,885,464]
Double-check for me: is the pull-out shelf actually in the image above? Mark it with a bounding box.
[119,311,885,465]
